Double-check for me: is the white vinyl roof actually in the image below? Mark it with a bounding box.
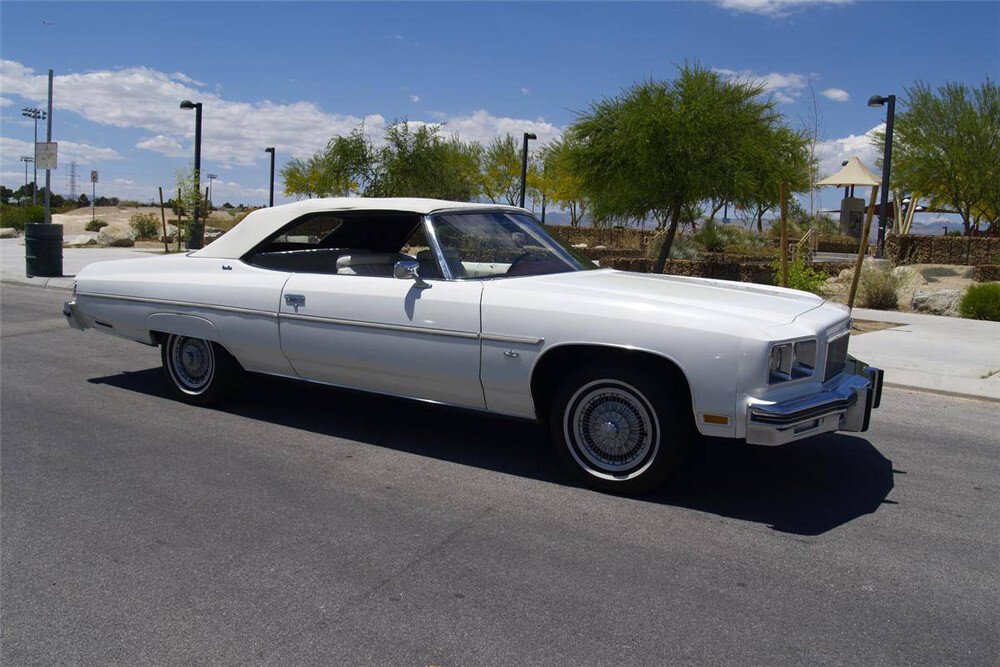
[194,197,525,259]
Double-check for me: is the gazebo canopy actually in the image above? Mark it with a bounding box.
[816,156,881,187]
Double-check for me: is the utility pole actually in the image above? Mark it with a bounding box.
[21,107,45,205]
[44,70,53,224]
[68,161,78,201]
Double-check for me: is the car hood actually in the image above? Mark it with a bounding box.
[496,269,825,327]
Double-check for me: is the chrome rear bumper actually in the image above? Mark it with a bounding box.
[63,299,85,331]
[745,356,883,446]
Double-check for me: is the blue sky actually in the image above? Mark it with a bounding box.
[1,0,998,216]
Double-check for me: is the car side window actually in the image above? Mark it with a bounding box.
[245,211,433,278]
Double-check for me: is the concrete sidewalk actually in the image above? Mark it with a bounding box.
[0,237,157,290]
[2,237,996,401]
[850,307,999,401]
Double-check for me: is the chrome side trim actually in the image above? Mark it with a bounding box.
[278,311,480,339]
[75,291,547,344]
[75,292,276,318]
[480,333,545,345]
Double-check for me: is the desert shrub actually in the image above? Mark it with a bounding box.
[858,262,906,310]
[85,218,108,232]
[646,230,700,259]
[959,283,1000,321]
[1,204,45,231]
[773,257,826,295]
[129,212,160,239]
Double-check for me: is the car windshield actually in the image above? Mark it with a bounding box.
[429,210,597,279]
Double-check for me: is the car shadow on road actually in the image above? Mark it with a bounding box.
[91,368,894,536]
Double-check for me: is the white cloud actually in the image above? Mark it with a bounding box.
[439,109,562,145]
[113,177,134,185]
[521,87,531,96]
[136,134,186,158]
[409,94,421,103]
[0,136,125,165]
[715,0,853,17]
[713,67,809,103]
[0,96,12,107]
[821,87,850,102]
[814,123,884,179]
[170,72,205,87]
[1,59,560,167]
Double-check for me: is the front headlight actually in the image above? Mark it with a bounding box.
[768,338,817,384]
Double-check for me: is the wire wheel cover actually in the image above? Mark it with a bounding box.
[567,381,658,476]
[169,336,215,393]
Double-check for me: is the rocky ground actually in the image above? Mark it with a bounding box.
[52,206,241,248]
[823,263,979,316]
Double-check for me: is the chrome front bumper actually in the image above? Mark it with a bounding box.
[745,356,883,446]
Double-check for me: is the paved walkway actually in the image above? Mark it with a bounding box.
[850,307,1000,401]
[2,237,996,401]
[0,237,157,290]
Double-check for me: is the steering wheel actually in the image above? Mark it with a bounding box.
[505,249,550,275]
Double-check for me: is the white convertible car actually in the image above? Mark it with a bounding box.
[64,198,882,493]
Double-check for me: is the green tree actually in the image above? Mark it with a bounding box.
[478,134,522,205]
[736,126,812,233]
[537,139,589,227]
[881,79,1000,234]
[371,121,480,201]
[566,64,786,272]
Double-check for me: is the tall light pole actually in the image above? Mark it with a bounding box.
[19,156,33,204]
[264,147,275,207]
[519,132,536,208]
[21,107,45,205]
[868,94,896,258]
[206,173,218,210]
[180,100,203,249]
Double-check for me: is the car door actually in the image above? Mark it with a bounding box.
[278,269,486,409]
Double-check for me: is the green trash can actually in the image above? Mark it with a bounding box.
[25,223,64,278]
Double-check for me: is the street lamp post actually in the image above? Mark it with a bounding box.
[264,147,275,207]
[206,173,218,211]
[519,132,536,208]
[868,94,896,258]
[180,100,203,249]
[19,156,33,204]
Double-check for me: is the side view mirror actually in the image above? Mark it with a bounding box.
[393,260,430,288]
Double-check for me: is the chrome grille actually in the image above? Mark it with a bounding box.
[824,334,849,381]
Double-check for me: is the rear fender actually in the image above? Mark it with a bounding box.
[147,313,221,344]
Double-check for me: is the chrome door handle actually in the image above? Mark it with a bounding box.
[284,294,305,312]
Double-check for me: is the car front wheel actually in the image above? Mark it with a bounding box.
[160,334,239,405]
[549,364,690,494]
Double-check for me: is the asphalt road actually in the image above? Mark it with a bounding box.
[2,283,997,665]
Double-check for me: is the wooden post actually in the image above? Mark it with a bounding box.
[158,187,169,253]
[779,182,789,288]
[847,185,880,311]
[176,187,183,252]
[903,193,918,235]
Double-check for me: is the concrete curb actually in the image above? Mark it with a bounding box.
[2,277,74,292]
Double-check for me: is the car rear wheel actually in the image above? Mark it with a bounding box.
[161,334,239,405]
[549,364,690,494]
